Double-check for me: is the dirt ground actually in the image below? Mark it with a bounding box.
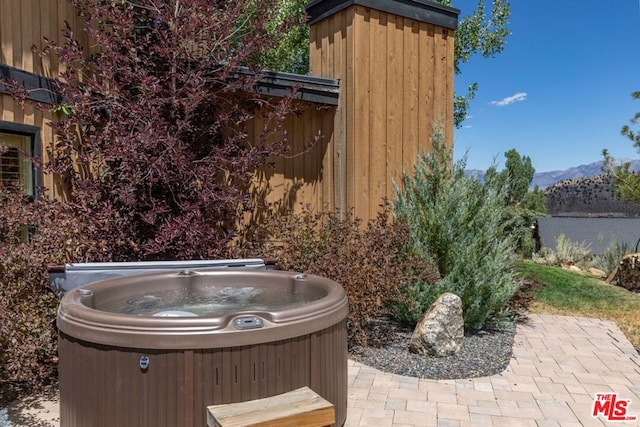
[1,391,59,427]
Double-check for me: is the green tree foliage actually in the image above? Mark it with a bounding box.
[622,91,640,147]
[604,92,640,203]
[261,0,510,128]
[485,149,534,206]
[484,149,547,257]
[603,150,640,204]
[393,132,519,330]
[254,0,309,74]
[522,186,547,213]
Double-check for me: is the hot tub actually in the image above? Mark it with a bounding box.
[57,269,348,427]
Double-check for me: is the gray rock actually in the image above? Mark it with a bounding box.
[409,292,464,357]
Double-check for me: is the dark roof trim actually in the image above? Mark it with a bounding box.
[234,68,340,106]
[0,64,60,105]
[306,0,459,29]
[1,63,339,107]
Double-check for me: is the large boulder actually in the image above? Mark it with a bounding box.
[587,267,607,279]
[409,292,464,357]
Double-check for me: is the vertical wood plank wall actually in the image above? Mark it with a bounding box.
[309,5,455,221]
[2,1,455,224]
[247,103,337,225]
[0,0,88,80]
[0,0,88,199]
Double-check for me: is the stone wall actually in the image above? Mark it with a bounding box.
[545,175,640,217]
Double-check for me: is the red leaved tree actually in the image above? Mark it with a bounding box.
[0,0,305,395]
[44,0,301,261]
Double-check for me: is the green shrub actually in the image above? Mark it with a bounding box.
[498,205,539,259]
[532,234,592,268]
[483,150,547,259]
[519,227,537,259]
[534,234,631,277]
[237,205,440,346]
[393,132,519,330]
[593,240,632,276]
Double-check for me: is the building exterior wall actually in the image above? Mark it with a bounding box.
[2,0,458,223]
[245,103,337,227]
[309,2,457,220]
[0,0,89,199]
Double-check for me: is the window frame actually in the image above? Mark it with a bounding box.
[0,121,42,200]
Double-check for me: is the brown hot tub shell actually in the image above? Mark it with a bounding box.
[57,269,348,427]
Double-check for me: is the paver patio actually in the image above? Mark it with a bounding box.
[346,314,640,426]
[7,314,640,426]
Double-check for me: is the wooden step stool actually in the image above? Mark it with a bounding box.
[206,386,335,427]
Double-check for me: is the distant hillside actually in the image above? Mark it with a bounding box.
[545,174,640,217]
[467,159,640,190]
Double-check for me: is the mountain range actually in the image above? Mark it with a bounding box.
[467,159,640,190]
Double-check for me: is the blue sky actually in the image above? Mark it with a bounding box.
[453,0,640,173]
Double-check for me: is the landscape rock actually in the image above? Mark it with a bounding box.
[569,265,582,273]
[562,264,582,273]
[587,267,607,279]
[409,292,464,357]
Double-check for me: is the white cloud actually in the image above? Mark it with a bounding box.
[490,92,527,107]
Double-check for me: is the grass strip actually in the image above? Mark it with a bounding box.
[516,260,640,351]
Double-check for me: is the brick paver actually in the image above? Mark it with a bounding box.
[11,314,640,426]
[348,314,640,426]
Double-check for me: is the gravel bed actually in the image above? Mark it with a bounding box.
[348,321,516,380]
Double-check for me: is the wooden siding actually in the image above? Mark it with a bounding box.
[0,0,88,77]
[245,103,337,229]
[2,1,456,225]
[0,0,88,199]
[0,90,61,196]
[309,5,456,220]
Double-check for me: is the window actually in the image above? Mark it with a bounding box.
[1,133,33,195]
[0,122,41,198]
